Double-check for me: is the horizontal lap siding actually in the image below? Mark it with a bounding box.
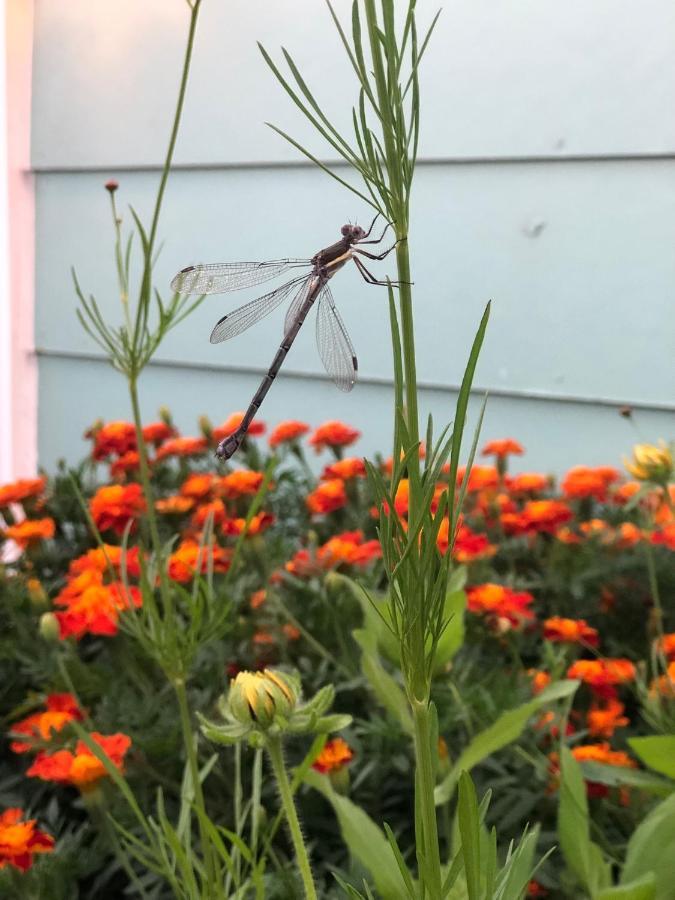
[32,1,675,470]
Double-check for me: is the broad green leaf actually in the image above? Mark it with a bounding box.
[435,680,579,803]
[579,761,674,797]
[628,736,675,780]
[558,746,611,895]
[305,769,412,899]
[622,792,675,899]
[597,874,656,900]
[457,772,481,900]
[353,628,413,734]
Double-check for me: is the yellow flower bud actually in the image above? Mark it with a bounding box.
[27,578,48,609]
[228,670,297,730]
[625,441,673,484]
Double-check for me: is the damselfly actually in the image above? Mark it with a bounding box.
[170,215,400,460]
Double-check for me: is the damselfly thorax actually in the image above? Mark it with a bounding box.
[170,215,404,460]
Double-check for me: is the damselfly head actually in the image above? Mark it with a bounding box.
[341,224,366,242]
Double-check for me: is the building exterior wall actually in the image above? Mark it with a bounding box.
[30,0,675,472]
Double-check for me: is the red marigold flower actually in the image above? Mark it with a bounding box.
[180,473,216,500]
[2,518,55,548]
[218,470,264,499]
[221,512,275,536]
[89,483,146,535]
[481,438,524,458]
[155,436,208,460]
[444,523,497,563]
[9,694,83,754]
[543,616,599,647]
[285,548,323,579]
[156,495,195,516]
[167,540,231,583]
[611,481,642,504]
[142,421,175,445]
[466,583,535,630]
[89,421,137,461]
[312,737,354,774]
[0,477,46,507]
[508,472,549,494]
[652,523,675,550]
[191,499,228,529]
[110,450,142,479]
[27,732,131,789]
[0,808,54,871]
[213,412,265,441]
[55,577,142,639]
[322,457,367,480]
[561,465,620,502]
[502,499,573,535]
[269,420,309,447]
[567,659,636,696]
[587,698,629,738]
[527,882,548,898]
[306,479,347,515]
[308,420,360,452]
[317,531,381,568]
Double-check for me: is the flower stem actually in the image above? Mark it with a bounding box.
[411,697,442,899]
[267,735,318,900]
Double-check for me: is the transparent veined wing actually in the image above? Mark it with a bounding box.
[284,275,319,335]
[315,285,358,392]
[171,259,310,295]
[210,276,309,344]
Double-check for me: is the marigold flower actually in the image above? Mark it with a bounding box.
[27,732,131,789]
[191,499,228,529]
[543,616,599,647]
[10,694,83,754]
[312,737,354,773]
[167,540,231,583]
[571,742,637,769]
[579,519,612,541]
[625,441,673,484]
[0,477,46,507]
[180,473,216,500]
[322,457,367,481]
[528,669,551,695]
[306,479,347,515]
[250,589,267,609]
[614,522,643,549]
[110,450,142,479]
[567,658,636,696]
[587,699,629,738]
[456,465,499,492]
[68,544,141,579]
[316,531,382,568]
[88,420,136,460]
[649,661,675,698]
[611,481,642,504]
[481,438,524,458]
[142,421,175,445]
[155,436,209,460]
[253,629,275,646]
[308,420,360,452]
[214,412,265,441]
[466,583,535,630]
[652,523,675,550]
[502,500,573,535]
[221,512,275,536]
[561,466,620,501]
[0,808,54,871]
[282,623,301,641]
[218,470,264,499]
[228,670,297,728]
[436,520,497,562]
[285,548,322,579]
[156,495,195,516]
[2,518,55,548]
[55,577,142,639]
[656,633,675,660]
[89,483,146,535]
[507,472,549,494]
[269,420,310,447]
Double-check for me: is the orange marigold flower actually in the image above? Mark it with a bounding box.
[89,483,146,535]
[567,659,636,695]
[180,473,216,500]
[571,742,637,769]
[282,623,301,641]
[191,499,228,529]
[587,699,629,738]
[110,450,142,479]
[0,808,54,871]
[155,436,209,460]
[312,737,354,774]
[456,465,499,492]
[308,420,360,452]
[68,544,141,579]
[612,481,642,504]
[142,421,175,445]
[221,512,275,536]
[528,669,551,695]
[579,519,612,541]
[218,470,265,499]
[614,522,643,549]
[317,531,382,568]
[307,479,347,515]
[502,500,573,535]
[9,694,83,754]
[652,523,675,551]
[269,420,310,447]
[466,583,535,630]
[2,518,55,548]
[561,465,620,502]
[322,457,367,481]
[214,412,265,441]
[167,540,231,583]
[656,633,675,660]
[27,732,131,789]
[55,577,142,639]
[250,589,267,610]
[543,616,599,647]
[649,661,675,698]
[436,520,497,562]
[481,438,524,458]
[508,472,549,494]
[253,629,275,646]
[0,477,46,507]
[285,548,322,579]
[89,421,136,460]
[156,495,195,516]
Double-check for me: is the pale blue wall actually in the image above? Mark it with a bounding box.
[31,0,675,471]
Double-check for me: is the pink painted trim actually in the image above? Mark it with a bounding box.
[5,0,36,479]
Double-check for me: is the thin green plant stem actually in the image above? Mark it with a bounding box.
[643,536,665,646]
[271,594,353,679]
[411,698,442,899]
[266,735,318,900]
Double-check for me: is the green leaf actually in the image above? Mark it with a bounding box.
[558,746,611,895]
[432,588,466,676]
[579,761,674,797]
[628,736,675,780]
[622,792,675,899]
[305,769,412,899]
[353,628,413,734]
[457,772,481,900]
[435,680,579,803]
[597,874,657,900]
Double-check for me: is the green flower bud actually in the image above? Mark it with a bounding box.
[39,612,60,642]
[228,670,297,730]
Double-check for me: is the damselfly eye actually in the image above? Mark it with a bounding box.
[341,225,351,236]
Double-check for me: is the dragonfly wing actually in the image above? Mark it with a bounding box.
[210,276,309,344]
[284,276,314,335]
[315,285,358,392]
[171,259,310,295]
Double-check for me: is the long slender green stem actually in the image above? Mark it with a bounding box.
[267,735,318,900]
[412,698,442,899]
